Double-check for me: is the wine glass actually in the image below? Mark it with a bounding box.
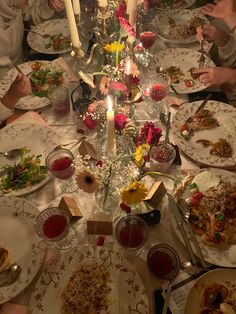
[35,207,78,250]
[142,73,171,118]
[46,147,78,193]
[115,215,148,258]
[138,23,157,66]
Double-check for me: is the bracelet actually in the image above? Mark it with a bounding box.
[231,24,236,33]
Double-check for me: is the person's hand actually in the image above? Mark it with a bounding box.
[193,67,236,86]
[48,0,65,12]
[201,0,236,30]
[1,73,31,109]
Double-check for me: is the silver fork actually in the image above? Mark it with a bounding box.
[198,20,206,68]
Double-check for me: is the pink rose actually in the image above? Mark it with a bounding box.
[115,113,127,130]
[109,81,128,97]
[84,116,97,129]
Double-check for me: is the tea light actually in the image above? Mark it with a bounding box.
[105,95,116,156]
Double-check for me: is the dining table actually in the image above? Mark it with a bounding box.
[0,1,236,314]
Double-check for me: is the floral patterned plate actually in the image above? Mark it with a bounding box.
[170,168,236,267]
[154,0,195,10]
[0,60,68,110]
[172,100,236,168]
[0,196,46,304]
[184,268,236,314]
[0,123,60,196]
[27,19,72,54]
[153,9,205,44]
[29,246,149,314]
[148,48,215,93]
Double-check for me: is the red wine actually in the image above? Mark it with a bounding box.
[150,84,166,101]
[119,224,144,248]
[147,249,176,279]
[140,31,156,49]
[50,156,74,179]
[43,214,67,239]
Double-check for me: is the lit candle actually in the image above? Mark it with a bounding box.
[98,0,108,7]
[105,95,116,157]
[125,58,132,98]
[64,0,81,49]
[72,0,80,17]
[126,0,137,28]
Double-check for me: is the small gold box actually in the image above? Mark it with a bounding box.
[87,213,113,235]
[58,197,82,224]
[144,181,167,208]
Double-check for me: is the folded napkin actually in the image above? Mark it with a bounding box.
[6,111,48,127]
[0,303,29,314]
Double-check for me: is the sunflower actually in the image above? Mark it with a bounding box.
[104,41,125,53]
[76,170,99,193]
[134,144,150,166]
[120,181,148,205]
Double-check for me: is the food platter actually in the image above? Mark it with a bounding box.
[184,268,236,314]
[148,48,215,93]
[0,123,60,196]
[29,246,149,314]
[172,100,236,168]
[171,168,236,267]
[0,60,68,110]
[0,196,46,304]
[27,19,72,54]
[153,9,204,44]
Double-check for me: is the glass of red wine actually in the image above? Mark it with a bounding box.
[115,215,148,258]
[139,23,157,66]
[35,207,78,250]
[142,73,171,117]
[46,147,78,193]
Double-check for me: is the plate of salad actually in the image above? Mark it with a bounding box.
[0,60,68,110]
[27,19,72,54]
[0,123,61,196]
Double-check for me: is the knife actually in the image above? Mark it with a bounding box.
[167,193,198,265]
[184,93,212,125]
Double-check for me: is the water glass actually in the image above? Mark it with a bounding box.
[49,86,70,116]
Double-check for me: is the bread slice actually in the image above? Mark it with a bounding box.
[0,247,10,272]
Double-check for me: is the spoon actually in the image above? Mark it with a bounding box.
[0,149,22,159]
[0,262,22,287]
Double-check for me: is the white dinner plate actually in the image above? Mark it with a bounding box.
[184,268,236,314]
[27,19,72,54]
[153,9,204,44]
[29,246,149,314]
[0,123,60,196]
[0,196,46,304]
[170,168,236,267]
[0,60,68,110]
[172,100,236,168]
[154,0,195,10]
[148,48,215,93]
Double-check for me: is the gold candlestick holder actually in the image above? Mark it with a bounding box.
[71,45,84,59]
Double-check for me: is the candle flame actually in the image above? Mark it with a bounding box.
[107,95,113,111]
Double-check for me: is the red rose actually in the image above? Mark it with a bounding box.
[115,113,127,130]
[146,126,162,145]
[84,116,97,129]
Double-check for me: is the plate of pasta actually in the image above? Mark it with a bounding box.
[29,246,149,314]
[184,268,236,314]
[153,9,204,44]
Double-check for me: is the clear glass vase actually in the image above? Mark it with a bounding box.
[95,186,119,213]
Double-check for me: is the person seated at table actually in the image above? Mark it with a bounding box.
[195,0,236,106]
[0,73,31,121]
[0,0,65,76]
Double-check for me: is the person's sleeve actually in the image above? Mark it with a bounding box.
[0,102,13,122]
[24,0,54,25]
[218,34,236,67]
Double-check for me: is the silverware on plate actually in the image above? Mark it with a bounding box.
[0,262,21,287]
[184,93,212,125]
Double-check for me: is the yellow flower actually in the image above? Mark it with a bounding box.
[120,181,148,205]
[104,41,125,53]
[134,144,150,166]
[76,170,99,193]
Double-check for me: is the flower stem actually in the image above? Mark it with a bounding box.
[103,165,113,207]
[115,35,122,67]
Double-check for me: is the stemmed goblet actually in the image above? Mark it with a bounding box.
[35,207,78,250]
[141,73,171,118]
[138,23,157,66]
[46,147,78,193]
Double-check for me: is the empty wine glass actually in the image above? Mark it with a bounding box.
[35,207,78,250]
[142,73,171,118]
[46,147,78,193]
[115,215,148,258]
[138,23,157,66]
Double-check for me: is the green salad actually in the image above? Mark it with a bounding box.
[0,148,47,193]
